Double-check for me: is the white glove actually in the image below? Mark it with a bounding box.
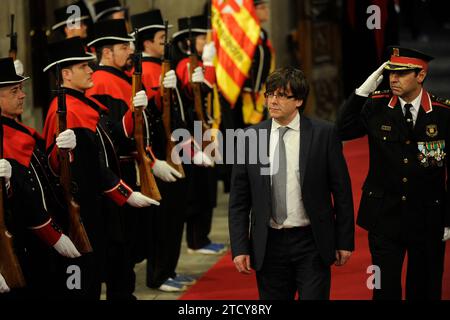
[56,129,77,150]
[0,273,10,294]
[443,227,450,242]
[133,90,148,109]
[202,42,216,66]
[163,70,177,89]
[152,159,182,182]
[355,61,388,97]
[192,66,205,83]
[53,234,81,258]
[126,192,160,208]
[14,59,24,76]
[0,159,12,185]
[193,151,214,167]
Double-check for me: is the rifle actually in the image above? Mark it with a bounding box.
[55,64,93,253]
[7,15,17,61]
[189,17,219,161]
[161,21,185,178]
[205,2,221,152]
[0,110,26,289]
[132,29,162,200]
[188,18,211,138]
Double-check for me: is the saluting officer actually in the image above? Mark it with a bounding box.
[337,46,450,300]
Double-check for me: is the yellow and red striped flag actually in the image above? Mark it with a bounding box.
[212,0,261,107]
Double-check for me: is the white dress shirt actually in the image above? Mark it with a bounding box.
[399,89,422,126]
[269,113,311,228]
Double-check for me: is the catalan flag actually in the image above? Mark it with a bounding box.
[212,0,261,107]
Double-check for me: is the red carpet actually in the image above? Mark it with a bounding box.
[180,137,450,300]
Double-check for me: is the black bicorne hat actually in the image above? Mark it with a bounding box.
[87,19,134,48]
[254,0,268,5]
[94,0,126,22]
[172,15,208,42]
[0,57,29,87]
[52,0,92,31]
[43,37,96,72]
[130,9,172,37]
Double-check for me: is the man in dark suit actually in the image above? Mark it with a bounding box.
[337,46,450,300]
[229,67,355,300]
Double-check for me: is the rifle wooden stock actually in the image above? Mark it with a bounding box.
[57,88,93,254]
[161,61,185,178]
[189,54,213,154]
[205,30,213,125]
[205,22,222,157]
[0,181,26,289]
[0,110,26,288]
[132,72,162,200]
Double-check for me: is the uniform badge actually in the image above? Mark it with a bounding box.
[426,125,438,137]
[393,48,400,57]
[381,125,391,131]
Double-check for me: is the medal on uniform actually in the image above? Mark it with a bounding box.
[436,140,446,167]
[419,140,447,167]
[417,142,428,166]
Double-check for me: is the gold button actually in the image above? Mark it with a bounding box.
[402,177,408,183]
[402,196,407,201]
[406,140,411,145]
[383,137,387,141]
[403,158,409,164]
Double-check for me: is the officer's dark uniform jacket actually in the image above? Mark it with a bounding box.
[337,89,450,241]
[2,117,65,294]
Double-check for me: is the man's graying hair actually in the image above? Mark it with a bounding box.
[265,67,310,111]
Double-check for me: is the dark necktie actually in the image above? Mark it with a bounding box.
[272,127,289,225]
[404,103,414,132]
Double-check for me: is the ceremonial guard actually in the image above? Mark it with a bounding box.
[42,37,159,299]
[131,9,197,292]
[174,15,225,255]
[0,57,80,298]
[86,18,161,299]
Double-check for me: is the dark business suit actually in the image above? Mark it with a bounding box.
[229,114,354,300]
